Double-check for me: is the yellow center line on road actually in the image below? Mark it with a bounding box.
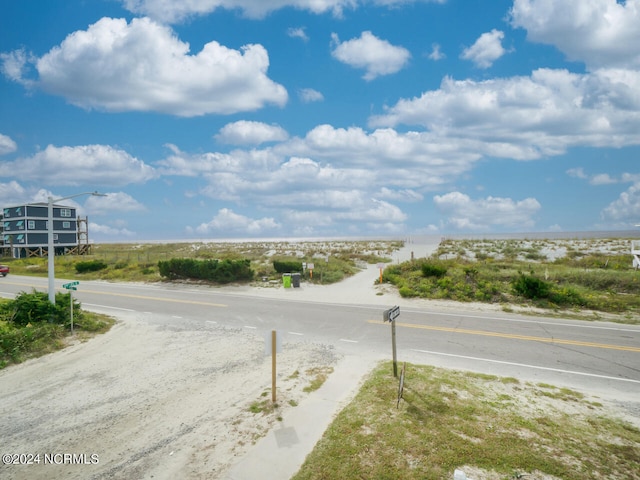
[3,281,227,308]
[82,289,228,308]
[367,320,640,353]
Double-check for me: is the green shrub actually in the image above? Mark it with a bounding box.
[158,258,253,283]
[0,292,110,368]
[421,262,448,278]
[512,273,551,300]
[0,321,65,365]
[549,286,585,307]
[273,260,303,273]
[398,286,417,297]
[0,290,80,326]
[75,260,108,273]
[319,270,345,283]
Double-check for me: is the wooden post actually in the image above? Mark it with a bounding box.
[271,330,277,402]
[397,362,406,408]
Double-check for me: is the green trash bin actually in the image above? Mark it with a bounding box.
[282,274,291,288]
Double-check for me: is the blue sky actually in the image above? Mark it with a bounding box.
[1,0,639,241]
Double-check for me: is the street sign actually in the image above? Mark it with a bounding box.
[62,282,80,335]
[384,305,400,322]
[383,305,401,377]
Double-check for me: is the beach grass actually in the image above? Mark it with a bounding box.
[384,237,640,321]
[3,240,400,284]
[292,361,640,480]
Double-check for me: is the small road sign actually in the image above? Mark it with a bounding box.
[383,305,401,377]
[384,305,400,322]
[63,281,80,290]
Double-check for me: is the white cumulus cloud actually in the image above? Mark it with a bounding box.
[216,121,289,145]
[0,134,17,155]
[510,0,640,70]
[460,29,508,69]
[0,181,28,206]
[601,182,640,225]
[4,17,287,117]
[85,192,147,215]
[298,88,324,103]
[331,31,411,81]
[193,208,281,235]
[121,0,353,22]
[90,222,136,237]
[120,0,445,23]
[433,192,541,230]
[369,68,640,159]
[428,43,445,61]
[287,27,309,42]
[0,144,157,187]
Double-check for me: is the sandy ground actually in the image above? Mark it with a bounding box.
[0,313,341,480]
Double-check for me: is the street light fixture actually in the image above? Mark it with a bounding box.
[48,191,107,304]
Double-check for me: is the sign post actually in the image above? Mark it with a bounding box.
[62,281,80,334]
[271,330,277,402]
[376,263,385,284]
[383,306,400,377]
[265,330,282,402]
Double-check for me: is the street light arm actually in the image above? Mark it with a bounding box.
[49,191,108,204]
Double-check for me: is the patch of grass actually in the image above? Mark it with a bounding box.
[292,362,640,480]
[536,385,585,402]
[249,397,279,415]
[303,366,334,393]
[500,377,520,384]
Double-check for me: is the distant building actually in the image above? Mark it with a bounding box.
[1,203,90,258]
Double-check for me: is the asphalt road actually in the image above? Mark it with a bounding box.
[2,274,639,403]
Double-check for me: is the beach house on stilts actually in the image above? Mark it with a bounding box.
[1,203,92,258]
